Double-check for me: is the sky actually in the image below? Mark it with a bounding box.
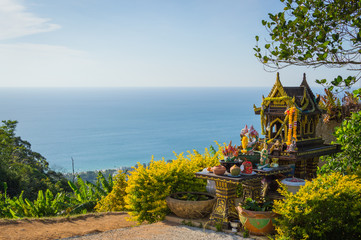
[0,0,356,88]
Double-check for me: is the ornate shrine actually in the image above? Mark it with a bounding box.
[254,73,341,179]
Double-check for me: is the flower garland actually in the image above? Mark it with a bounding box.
[285,107,298,145]
[293,108,298,141]
[287,107,294,145]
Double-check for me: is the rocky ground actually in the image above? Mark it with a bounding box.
[0,212,265,240]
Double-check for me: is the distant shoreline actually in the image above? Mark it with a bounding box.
[62,166,133,183]
[62,164,151,183]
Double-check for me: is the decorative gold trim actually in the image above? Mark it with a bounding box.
[301,87,310,110]
[268,72,288,98]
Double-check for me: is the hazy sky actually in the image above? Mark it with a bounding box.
[0,0,354,87]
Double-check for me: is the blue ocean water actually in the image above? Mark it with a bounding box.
[0,87,268,172]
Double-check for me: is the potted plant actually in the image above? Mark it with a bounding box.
[166,192,216,219]
[236,198,278,236]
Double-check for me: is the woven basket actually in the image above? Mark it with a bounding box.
[166,192,216,219]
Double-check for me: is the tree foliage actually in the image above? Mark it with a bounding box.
[0,120,69,199]
[255,0,361,92]
[319,110,361,174]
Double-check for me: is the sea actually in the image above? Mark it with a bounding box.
[0,87,289,172]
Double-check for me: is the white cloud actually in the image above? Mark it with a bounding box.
[0,1,98,87]
[0,0,60,40]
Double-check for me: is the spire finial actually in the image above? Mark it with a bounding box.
[275,72,282,86]
[301,73,308,86]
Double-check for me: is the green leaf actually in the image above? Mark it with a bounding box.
[318,41,330,49]
[263,56,269,63]
[332,33,339,41]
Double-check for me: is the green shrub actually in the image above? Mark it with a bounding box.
[0,183,13,218]
[67,172,113,214]
[320,110,361,174]
[9,189,68,218]
[0,181,68,219]
[124,145,222,223]
[274,173,361,240]
[95,170,127,212]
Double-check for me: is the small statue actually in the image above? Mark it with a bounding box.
[240,124,259,154]
[270,158,279,168]
[287,138,297,152]
[259,142,269,165]
[270,140,281,154]
[241,135,249,154]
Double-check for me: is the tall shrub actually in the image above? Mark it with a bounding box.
[274,173,361,240]
[95,170,127,212]
[124,145,222,223]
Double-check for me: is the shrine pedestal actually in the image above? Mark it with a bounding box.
[295,159,307,179]
[210,181,238,223]
[306,157,319,179]
[241,180,262,203]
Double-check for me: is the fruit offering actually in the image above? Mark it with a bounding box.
[230,164,241,176]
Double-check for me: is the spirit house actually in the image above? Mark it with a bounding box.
[254,73,340,179]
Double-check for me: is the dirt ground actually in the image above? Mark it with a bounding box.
[0,212,145,240]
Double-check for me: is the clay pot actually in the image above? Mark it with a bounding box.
[236,206,278,236]
[212,165,226,175]
[166,192,216,219]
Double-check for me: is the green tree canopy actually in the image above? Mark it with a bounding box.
[0,120,69,199]
[254,0,361,93]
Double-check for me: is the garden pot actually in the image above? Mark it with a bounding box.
[236,206,278,236]
[281,178,305,194]
[166,192,216,219]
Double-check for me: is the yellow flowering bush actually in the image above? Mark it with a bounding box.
[124,144,223,223]
[274,173,361,240]
[95,170,127,212]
